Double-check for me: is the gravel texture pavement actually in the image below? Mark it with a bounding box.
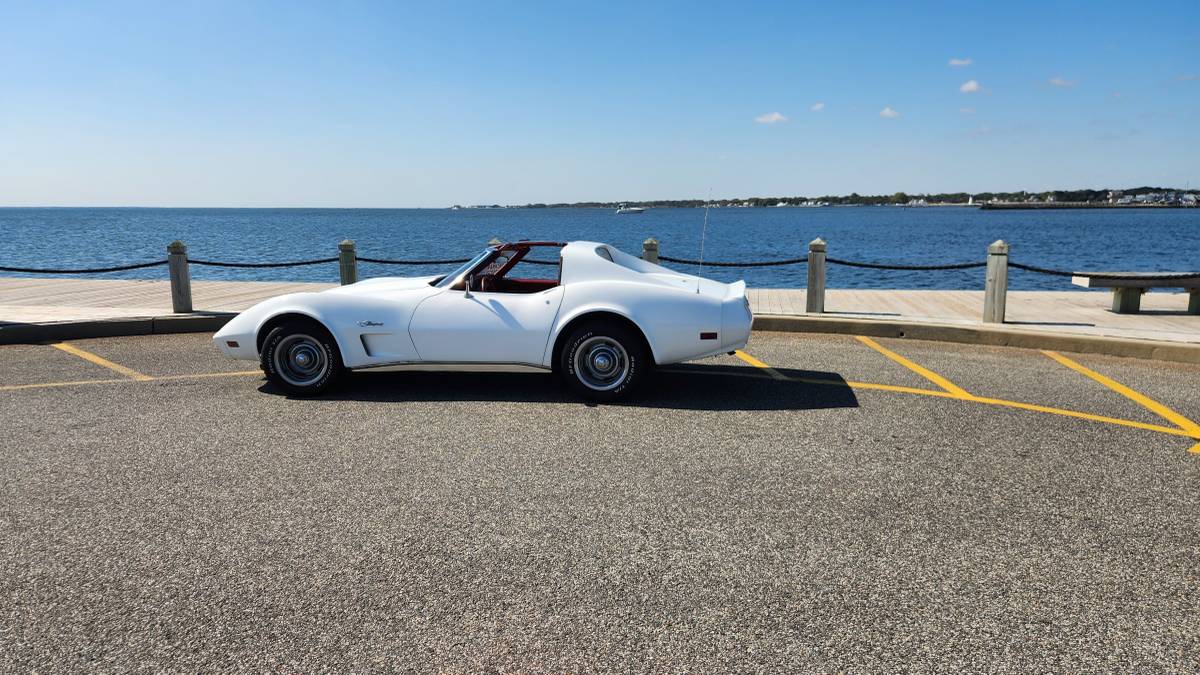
[2,331,1199,671]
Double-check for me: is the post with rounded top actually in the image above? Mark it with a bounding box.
[338,239,358,285]
[983,239,1009,323]
[642,237,659,264]
[167,240,192,313]
[806,238,827,314]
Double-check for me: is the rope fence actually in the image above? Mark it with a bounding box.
[190,257,339,268]
[1007,262,1200,281]
[2,236,1197,319]
[826,258,985,271]
[0,260,168,274]
[358,256,472,265]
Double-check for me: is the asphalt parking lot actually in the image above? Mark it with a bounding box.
[2,330,1199,670]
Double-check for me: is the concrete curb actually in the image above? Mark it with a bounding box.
[753,314,1200,364]
[0,313,234,345]
[1,311,1197,365]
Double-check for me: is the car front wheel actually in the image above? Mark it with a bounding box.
[260,320,344,397]
[560,321,648,401]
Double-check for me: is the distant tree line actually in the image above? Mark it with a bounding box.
[512,186,1190,208]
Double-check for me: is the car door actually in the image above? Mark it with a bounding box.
[408,286,565,365]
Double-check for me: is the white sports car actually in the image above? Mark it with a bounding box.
[213,240,753,400]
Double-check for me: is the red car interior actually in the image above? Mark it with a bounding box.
[470,242,563,294]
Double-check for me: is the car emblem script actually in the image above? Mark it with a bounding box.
[357,320,384,327]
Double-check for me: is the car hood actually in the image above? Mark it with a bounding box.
[321,275,442,297]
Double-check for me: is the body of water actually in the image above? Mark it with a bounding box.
[1,206,1197,290]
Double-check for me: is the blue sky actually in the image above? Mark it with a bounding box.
[1,0,1196,206]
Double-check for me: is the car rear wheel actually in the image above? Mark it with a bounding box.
[560,321,648,401]
[260,320,344,397]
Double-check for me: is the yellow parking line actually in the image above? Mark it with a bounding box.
[1043,351,1200,437]
[156,370,262,381]
[734,350,789,380]
[730,352,1196,441]
[0,369,261,393]
[0,377,133,392]
[52,342,153,381]
[965,394,1196,440]
[855,336,972,398]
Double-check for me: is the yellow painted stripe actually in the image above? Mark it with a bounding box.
[1189,442,1200,454]
[733,350,789,380]
[844,380,965,398]
[725,352,1193,440]
[1043,350,1200,436]
[855,336,972,398]
[52,342,153,381]
[0,369,260,392]
[0,377,132,392]
[965,394,1196,439]
[156,370,262,381]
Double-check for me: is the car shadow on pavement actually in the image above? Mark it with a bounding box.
[261,363,859,412]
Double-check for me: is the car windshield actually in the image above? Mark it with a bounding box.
[434,248,493,288]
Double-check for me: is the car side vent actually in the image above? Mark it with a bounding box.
[360,335,375,357]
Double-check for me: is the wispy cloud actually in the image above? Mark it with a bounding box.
[879,106,900,119]
[959,107,976,114]
[949,57,972,67]
[754,112,787,124]
[810,102,825,112]
[960,79,981,93]
[1180,74,1199,81]
[1048,77,1076,88]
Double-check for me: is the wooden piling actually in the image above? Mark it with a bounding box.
[806,238,826,314]
[167,240,192,313]
[983,240,1009,323]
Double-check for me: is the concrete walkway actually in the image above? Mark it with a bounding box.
[1,277,1197,344]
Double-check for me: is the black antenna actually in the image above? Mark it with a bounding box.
[697,189,711,293]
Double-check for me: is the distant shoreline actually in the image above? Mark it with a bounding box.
[978,202,1189,211]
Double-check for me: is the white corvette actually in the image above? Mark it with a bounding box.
[213,241,752,400]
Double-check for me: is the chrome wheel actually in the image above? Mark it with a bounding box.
[573,336,630,391]
[272,333,328,387]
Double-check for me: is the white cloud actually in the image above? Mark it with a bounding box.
[1048,77,1076,88]
[810,102,825,112]
[959,107,976,114]
[879,106,900,119]
[949,58,972,67]
[960,79,981,93]
[1180,74,1199,81]
[754,111,788,124]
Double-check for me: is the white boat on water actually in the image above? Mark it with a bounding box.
[616,204,646,214]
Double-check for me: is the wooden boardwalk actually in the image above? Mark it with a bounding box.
[1,278,1197,344]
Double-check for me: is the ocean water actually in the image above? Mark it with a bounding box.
[0,207,1197,290]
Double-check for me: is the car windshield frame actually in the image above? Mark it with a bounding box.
[434,248,495,289]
